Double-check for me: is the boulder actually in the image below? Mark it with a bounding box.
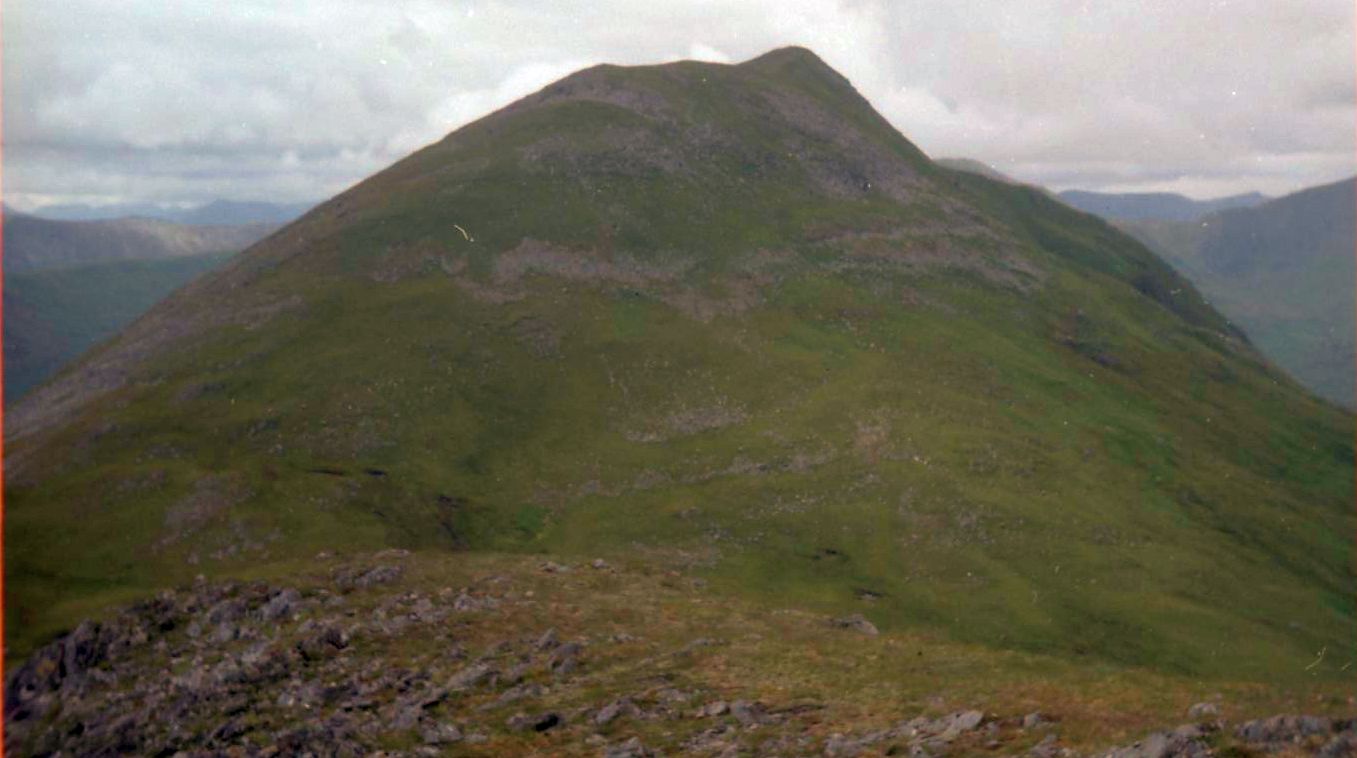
[831,614,879,636]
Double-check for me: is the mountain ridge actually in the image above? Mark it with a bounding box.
[21,198,313,226]
[3,209,275,273]
[1058,189,1271,222]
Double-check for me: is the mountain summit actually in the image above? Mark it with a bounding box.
[7,49,1352,683]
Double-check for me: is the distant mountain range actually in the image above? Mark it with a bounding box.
[3,210,271,400]
[3,209,275,273]
[22,198,313,226]
[1113,177,1356,408]
[1058,189,1270,222]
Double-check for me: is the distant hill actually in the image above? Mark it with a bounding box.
[1059,189,1269,222]
[25,199,313,226]
[1117,177,1356,408]
[5,254,235,401]
[3,210,276,272]
[171,199,315,226]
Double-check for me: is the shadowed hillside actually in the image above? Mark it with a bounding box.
[1119,177,1356,407]
[1058,189,1269,222]
[4,253,236,401]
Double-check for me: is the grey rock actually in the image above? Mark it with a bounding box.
[501,661,533,686]
[831,613,879,636]
[938,710,985,740]
[1103,723,1215,758]
[1236,714,1333,744]
[334,564,403,591]
[1029,733,1061,758]
[550,642,583,672]
[595,698,633,726]
[261,588,302,622]
[421,722,462,745]
[730,699,766,726]
[824,733,864,757]
[447,662,497,691]
[212,623,237,644]
[1319,731,1357,758]
[295,625,349,661]
[507,711,563,732]
[605,736,651,758]
[496,683,545,706]
[1185,702,1219,720]
[536,627,560,650]
[453,591,494,612]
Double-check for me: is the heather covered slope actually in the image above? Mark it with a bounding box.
[6,47,1353,685]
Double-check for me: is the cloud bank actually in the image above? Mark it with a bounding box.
[5,0,1353,209]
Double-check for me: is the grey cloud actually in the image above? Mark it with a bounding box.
[4,0,1353,209]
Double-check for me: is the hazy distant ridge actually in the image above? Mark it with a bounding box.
[3,210,275,273]
[1058,189,1270,222]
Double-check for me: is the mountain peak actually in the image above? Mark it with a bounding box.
[739,45,832,69]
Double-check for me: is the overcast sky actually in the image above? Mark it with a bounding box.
[5,0,1354,211]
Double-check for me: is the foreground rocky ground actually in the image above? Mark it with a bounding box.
[6,551,1355,756]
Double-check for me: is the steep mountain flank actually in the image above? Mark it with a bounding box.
[4,253,236,401]
[1119,177,1356,407]
[6,46,1353,693]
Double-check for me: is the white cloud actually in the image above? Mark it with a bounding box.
[3,0,1353,208]
[686,43,732,63]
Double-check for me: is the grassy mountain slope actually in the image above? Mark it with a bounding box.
[4,253,235,401]
[1058,190,1270,223]
[1120,178,1356,408]
[6,48,1353,685]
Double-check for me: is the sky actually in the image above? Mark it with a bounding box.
[4,0,1354,211]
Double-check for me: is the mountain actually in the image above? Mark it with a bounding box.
[173,200,316,226]
[26,199,313,225]
[6,44,1353,702]
[1116,177,1356,408]
[1058,189,1270,222]
[3,210,276,273]
[19,200,189,222]
[4,254,236,402]
[935,157,1023,185]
